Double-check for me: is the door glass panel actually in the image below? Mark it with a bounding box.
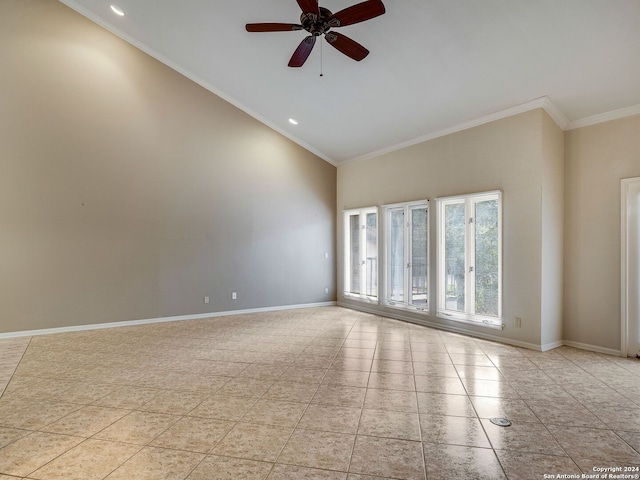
[349,214,360,294]
[444,202,465,312]
[475,199,499,317]
[365,212,377,297]
[389,209,404,302]
[410,207,428,306]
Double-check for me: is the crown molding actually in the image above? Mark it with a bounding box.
[567,103,640,130]
[539,97,570,130]
[342,97,568,166]
[342,98,640,166]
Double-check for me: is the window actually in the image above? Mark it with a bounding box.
[344,207,378,301]
[437,191,502,328]
[384,200,429,312]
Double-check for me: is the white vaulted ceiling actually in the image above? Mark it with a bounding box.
[59,0,640,164]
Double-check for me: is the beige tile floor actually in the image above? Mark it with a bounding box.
[0,306,639,479]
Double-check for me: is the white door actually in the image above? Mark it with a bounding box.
[622,177,640,357]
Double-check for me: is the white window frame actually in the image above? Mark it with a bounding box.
[383,199,429,313]
[436,191,503,329]
[343,207,378,302]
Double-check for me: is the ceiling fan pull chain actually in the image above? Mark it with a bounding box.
[320,39,324,77]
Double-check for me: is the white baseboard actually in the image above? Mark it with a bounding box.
[540,340,564,352]
[337,301,544,351]
[0,301,337,340]
[1,301,624,358]
[562,340,621,357]
[338,302,626,355]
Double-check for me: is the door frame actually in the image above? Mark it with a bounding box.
[621,176,640,358]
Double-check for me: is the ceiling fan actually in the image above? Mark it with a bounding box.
[246,0,385,67]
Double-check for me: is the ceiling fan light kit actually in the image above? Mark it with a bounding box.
[246,0,385,67]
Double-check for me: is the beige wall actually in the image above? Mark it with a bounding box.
[540,113,565,347]
[337,109,563,349]
[564,115,640,351]
[0,0,336,334]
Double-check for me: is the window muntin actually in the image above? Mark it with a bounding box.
[344,207,378,300]
[437,192,502,328]
[384,200,429,312]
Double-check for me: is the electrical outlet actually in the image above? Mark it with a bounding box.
[231,291,237,300]
[514,317,522,328]
[204,296,209,304]
[324,287,329,294]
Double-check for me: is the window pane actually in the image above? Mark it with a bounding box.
[365,212,378,297]
[475,199,499,317]
[410,207,428,306]
[349,214,361,294]
[444,202,466,312]
[389,209,404,302]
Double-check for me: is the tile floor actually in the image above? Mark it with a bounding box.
[0,306,639,479]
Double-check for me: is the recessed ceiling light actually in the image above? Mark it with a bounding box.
[288,118,299,125]
[110,4,125,16]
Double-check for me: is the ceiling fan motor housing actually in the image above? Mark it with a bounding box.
[300,7,334,35]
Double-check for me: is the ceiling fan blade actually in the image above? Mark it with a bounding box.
[246,23,303,32]
[288,35,316,67]
[297,0,319,16]
[325,32,369,61]
[328,0,385,27]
